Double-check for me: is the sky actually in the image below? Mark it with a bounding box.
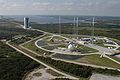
[0,0,120,16]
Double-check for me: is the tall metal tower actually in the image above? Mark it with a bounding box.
[76,17,79,35]
[59,16,61,34]
[92,17,95,44]
[73,16,76,35]
[92,17,95,37]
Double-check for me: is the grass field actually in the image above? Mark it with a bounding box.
[108,56,120,62]
[42,35,98,53]
[117,47,120,50]
[23,35,53,56]
[77,44,98,53]
[75,54,120,69]
[0,41,40,80]
[61,34,90,39]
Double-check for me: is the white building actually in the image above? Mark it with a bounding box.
[24,17,29,29]
[68,42,76,51]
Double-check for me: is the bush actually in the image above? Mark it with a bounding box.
[37,56,120,78]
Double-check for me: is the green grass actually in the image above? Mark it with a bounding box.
[52,77,89,80]
[61,34,90,39]
[77,44,98,53]
[23,35,53,56]
[93,39,105,47]
[0,41,40,80]
[108,56,120,62]
[117,47,120,50]
[42,46,57,50]
[79,77,90,80]
[75,54,120,69]
[42,36,52,41]
[9,42,37,57]
[43,36,67,45]
[53,36,66,40]
[57,44,68,48]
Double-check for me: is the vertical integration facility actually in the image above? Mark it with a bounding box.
[24,17,29,29]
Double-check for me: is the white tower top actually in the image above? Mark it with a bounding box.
[24,17,29,29]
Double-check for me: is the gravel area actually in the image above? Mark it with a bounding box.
[90,73,120,80]
[25,68,56,80]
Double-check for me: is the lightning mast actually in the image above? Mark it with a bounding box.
[59,16,61,34]
[92,17,95,37]
[76,17,79,35]
[92,17,95,44]
[73,16,76,35]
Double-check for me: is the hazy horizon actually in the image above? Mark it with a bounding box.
[0,0,120,16]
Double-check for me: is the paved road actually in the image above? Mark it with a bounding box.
[84,43,115,54]
[6,41,79,80]
[32,28,120,67]
[9,21,120,80]
[21,34,46,46]
[104,55,120,65]
[35,35,99,56]
[52,58,120,72]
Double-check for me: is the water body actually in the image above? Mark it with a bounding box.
[2,15,120,24]
[2,15,80,24]
[2,15,120,30]
[53,54,83,60]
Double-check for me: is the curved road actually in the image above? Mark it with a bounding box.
[6,41,79,80]
[34,30,120,65]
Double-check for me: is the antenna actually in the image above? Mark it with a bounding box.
[59,16,61,34]
[76,17,79,35]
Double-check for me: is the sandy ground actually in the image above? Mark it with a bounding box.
[25,68,56,80]
[90,73,120,80]
[24,67,68,80]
